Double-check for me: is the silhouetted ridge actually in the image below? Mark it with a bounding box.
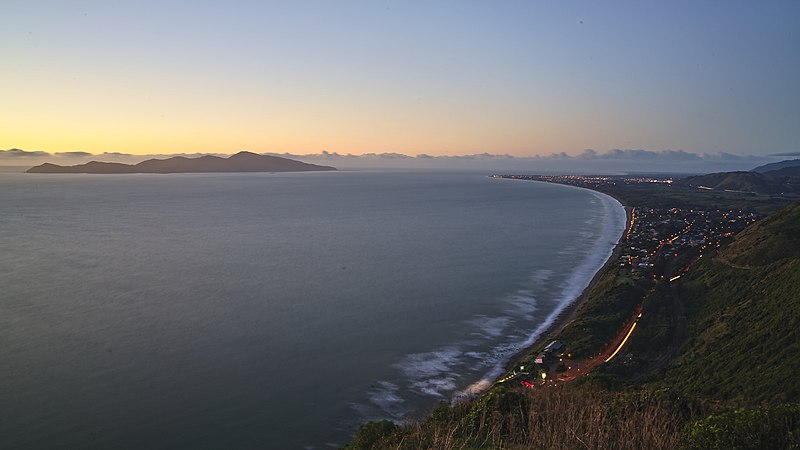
[26,152,336,174]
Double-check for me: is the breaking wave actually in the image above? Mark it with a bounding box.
[355,185,626,419]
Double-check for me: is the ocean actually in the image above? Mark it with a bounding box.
[0,170,625,449]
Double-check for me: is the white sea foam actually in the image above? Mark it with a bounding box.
[528,269,553,285]
[410,377,458,397]
[463,351,486,360]
[453,378,493,402]
[455,185,626,401]
[517,188,624,349]
[504,291,537,320]
[386,347,464,399]
[363,182,626,419]
[466,315,512,338]
[369,382,404,408]
[352,381,409,421]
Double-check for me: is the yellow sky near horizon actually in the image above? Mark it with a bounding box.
[1,92,597,157]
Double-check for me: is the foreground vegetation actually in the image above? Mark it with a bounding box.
[346,178,800,449]
[348,389,800,449]
[348,387,691,449]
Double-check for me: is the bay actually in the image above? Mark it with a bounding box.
[0,171,625,449]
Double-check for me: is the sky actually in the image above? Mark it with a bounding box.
[2,1,799,163]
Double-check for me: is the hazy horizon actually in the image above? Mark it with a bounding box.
[3,146,796,174]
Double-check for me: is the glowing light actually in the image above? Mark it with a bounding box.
[605,320,639,363]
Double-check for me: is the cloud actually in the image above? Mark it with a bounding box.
[542,152,571,160]
[362,152,413,159]
[0,148,51,158]
[282,148,783,173]
[576,148,705,161]
[0,147,789,174]
[55,151,93,158]
[448,153,514,160]
[769,152,800,157]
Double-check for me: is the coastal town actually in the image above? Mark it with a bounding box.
[490,174,763,388]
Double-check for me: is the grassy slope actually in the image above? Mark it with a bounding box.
[721,202,800,267]
[665,203,800,403]
[556,269,645,359]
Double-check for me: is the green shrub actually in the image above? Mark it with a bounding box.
[679,404,800,449]
[345,420,398,450]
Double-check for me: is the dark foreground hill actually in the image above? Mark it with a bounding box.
[26,151,335,174]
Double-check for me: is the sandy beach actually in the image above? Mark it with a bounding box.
[501,181,632,375]
[447,179,630,400]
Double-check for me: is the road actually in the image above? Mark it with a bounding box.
[554,305,644,382]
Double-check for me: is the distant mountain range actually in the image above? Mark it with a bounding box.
[676,159,800,195]
[26,151,336,174]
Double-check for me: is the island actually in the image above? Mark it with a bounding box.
[26,151,336,174]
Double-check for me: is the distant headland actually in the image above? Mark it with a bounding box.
[26,151,336,174]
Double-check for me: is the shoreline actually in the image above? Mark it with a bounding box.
[498,180,631,380]
[452,178,630,402]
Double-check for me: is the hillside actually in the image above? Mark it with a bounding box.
[678,171,798,195]
[751,158,800,174]
[720,202,800,267]
[663,203,800,403]
[26,151,336,174]
[762,165,800,178]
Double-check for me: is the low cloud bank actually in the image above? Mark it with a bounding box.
[1,147,786,174]
[276,148,779,173]
[0,148,226,164]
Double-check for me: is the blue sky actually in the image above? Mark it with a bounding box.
[2,1,798,158]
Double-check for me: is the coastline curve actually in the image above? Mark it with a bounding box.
[455,179,628,400]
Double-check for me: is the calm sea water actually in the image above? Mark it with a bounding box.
[0,171,625,449]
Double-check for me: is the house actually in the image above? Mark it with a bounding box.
[543,340,566,356]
